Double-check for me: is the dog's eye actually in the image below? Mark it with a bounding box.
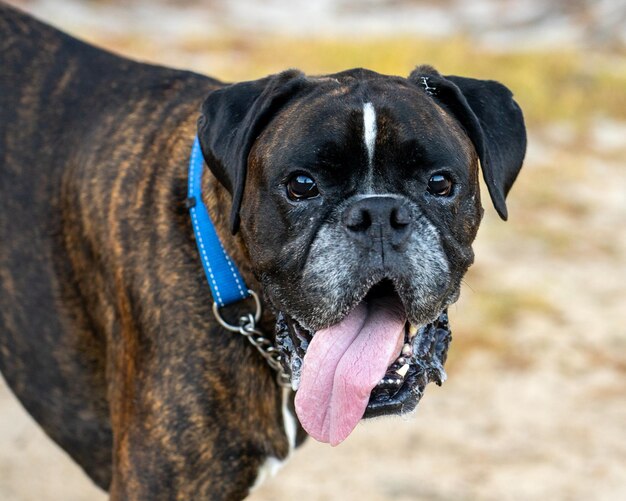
[286,174,319,200]
[427,174,453,197]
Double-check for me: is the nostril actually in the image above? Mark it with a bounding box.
[391,205,411,229]
[345,207,372,232]
[344,197,412,237]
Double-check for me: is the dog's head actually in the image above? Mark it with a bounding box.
[198,66,526,445]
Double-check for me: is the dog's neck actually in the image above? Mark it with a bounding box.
[199,158,277,332]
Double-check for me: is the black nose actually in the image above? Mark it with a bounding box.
[343,195,413,249]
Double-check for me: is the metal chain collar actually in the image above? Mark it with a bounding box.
[212,291,291,388]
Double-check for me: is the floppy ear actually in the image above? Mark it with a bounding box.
[198,70,309,233]
[408,66,527,220]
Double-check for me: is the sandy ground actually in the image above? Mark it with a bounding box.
[1,1,625,500]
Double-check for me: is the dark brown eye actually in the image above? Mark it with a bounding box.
[287,174,319,200]
[427,174,453,197]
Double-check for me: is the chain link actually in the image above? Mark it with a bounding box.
[237,314,292,388]
[212,291,292,388]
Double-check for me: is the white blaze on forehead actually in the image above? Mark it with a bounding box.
[362,102,377,167]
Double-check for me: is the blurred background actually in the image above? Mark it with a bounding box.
[1,0,625,499]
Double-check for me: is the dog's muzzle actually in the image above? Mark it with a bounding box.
[274,279,452,445]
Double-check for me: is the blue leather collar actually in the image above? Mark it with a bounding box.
[186,136,250,308]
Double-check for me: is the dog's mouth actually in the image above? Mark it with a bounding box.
[275,279,452,446]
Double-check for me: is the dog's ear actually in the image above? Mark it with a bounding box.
[408,65,526,220]
[198,70,309,233]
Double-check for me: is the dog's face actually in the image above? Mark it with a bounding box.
[240,75,480,331]
[199,67,526,445]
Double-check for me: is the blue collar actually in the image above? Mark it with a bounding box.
[187,137,288,386]
[186,136,250,308]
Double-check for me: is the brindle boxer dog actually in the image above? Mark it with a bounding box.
[0,2,526,499]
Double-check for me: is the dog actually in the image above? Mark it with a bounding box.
[0,3,526,499]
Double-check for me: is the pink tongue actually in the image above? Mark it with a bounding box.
[294,299,406,446]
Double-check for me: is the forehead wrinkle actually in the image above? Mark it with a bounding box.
[253,103,365,184]
[369,94,476,180]
[382,91,472,145]
[259,90,366,156]
[278,92,348,134]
